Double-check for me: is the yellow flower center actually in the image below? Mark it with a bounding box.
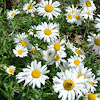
[44,29,52,35]
[89,82,93,86]
[87,10,90,15]
[21,41,27,47]
[45,5,53,12]
[72,10,75,13]
[54,54,60,61]
[86,1,91,7]
[63,80,74,90]
[54,43,61,51]
[32,48,36,55]
[18,50,23,55]
[75,15,81,20]
[11,12,15,16]
[19,38,23,42]
[78,74,85,79]
[88,93,96,100]
[9,68,14,74]
[31,70,40,78]
[94,39,100,46]
[78,74,83,78]
[97,94,100,98]
[67,15,72,19]
[74,59,80,65]
[27,5,33,9]
[75,49,82,55]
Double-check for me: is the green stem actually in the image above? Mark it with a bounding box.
[0,88,8,98]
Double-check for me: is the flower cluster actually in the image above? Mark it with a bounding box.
[3,0,100,100]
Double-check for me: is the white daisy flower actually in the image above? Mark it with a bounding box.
[95,15,100,32]
[23,0,36,14]
[40,50,55,61]
[46,51,67,68]
[37,0,61,20]
[36,22,59,43]
[97,70,100,81]
[19,40,30,48]
[53,70,85,100]
[68,56,84,68]
[87,33,100,55]
[47,39,65,52]
[13,45,28,58]
[66,40,74,49]
[74,10,84,26]
[82,9,94,20]
[79,0,96,11]
[72,66,94,80]
[85,75,98,93]
[83,93,96,100]
[65,4,79,15]
[72,66,95,93]
[95,93,100,100]
[29,44,40,58]
[16,60,50,88]
[6,65,16,75]
[14,32,30,47]
[7,9,20,19]
[13,32,28,44]
[71,47,85,59]
[65,12,75,23]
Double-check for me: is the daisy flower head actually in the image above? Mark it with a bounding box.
[6,65,16,75]
[23,0,36,14]
[13,45,28,58]
[16,60,50,88]
[68,56,84,68]
[79,0,96,11]
[85,75,98,93]
[29,44,40,59]
[40,50,55,61]
[82,9,94,20]
[37,0,61,20]
[83,93,96,100]
[73,66,94,80]
[65,4,79,15]
[14,32,30,47]
[46,50,67,68]
[53,70,85,100]
[47,39,65,52]
[7,9,20,19]
[36,22,59,43]
[95,15,100,32]
[72,66,95,93]
[87,33,100,55]
[71,47,85,59]
[74,10,84,26]
[95,93,100,100]
[65,12,75,23]
[13,32,28,44]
